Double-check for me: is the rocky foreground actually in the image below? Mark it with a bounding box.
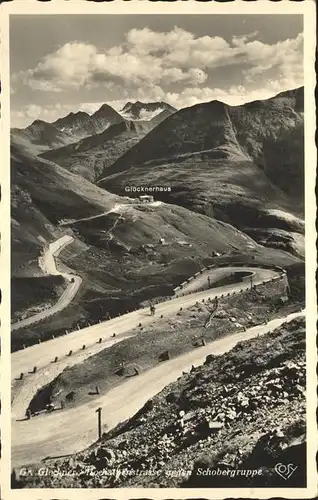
[15,317,306,489]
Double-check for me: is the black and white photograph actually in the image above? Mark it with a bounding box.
[0,1,316,497]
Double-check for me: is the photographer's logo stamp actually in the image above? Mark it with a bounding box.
[274,463,298,480]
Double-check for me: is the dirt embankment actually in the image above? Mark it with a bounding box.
[17,316,306,488]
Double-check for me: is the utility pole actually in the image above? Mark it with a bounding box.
[96,407,102,440]
[250,275,253,290]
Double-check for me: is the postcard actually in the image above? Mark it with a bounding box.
[0,1,317,498]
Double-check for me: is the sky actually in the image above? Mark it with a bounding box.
[10,14,303,128]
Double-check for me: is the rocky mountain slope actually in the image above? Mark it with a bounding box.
[52,104,123,139]
[52,111,95,138]
[18,317,306,488]
[99,88,304,256]
[121,100,176,121]
[11,120,76,154]
[41,120,155,182]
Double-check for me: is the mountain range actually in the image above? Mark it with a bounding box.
[99,88,304,256]
[11,100,176,156]
[41,118,161,182]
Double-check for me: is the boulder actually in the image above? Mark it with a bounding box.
[158,350,170,362]
[207,420,224,431]
[216,412,226,421]
[96,447,116,463]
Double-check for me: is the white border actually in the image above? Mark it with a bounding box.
[0,1,317,499]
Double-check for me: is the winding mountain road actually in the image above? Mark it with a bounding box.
[12,266,279,380]
[11,263,291,467]
[11,236,82,332]
[11,311,303,467]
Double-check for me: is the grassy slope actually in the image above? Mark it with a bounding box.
[11,185,59,275]
[11,141,120,225]
[19,316,306,488]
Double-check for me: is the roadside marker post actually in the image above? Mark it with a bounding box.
[96,407,102,440]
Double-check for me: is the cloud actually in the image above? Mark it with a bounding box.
[243,33,303,78]
[11,103,80,128]
[232,31,259,47]
[11,27,303,128]
[13,27,303,98]
[163,81,301,109]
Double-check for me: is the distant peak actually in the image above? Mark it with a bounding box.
[98,103,112,110]
[30,119,46,125]
[27,119,49,129]
[62,111,89,120]
[93,103,118,116]
[122,101,133,111]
